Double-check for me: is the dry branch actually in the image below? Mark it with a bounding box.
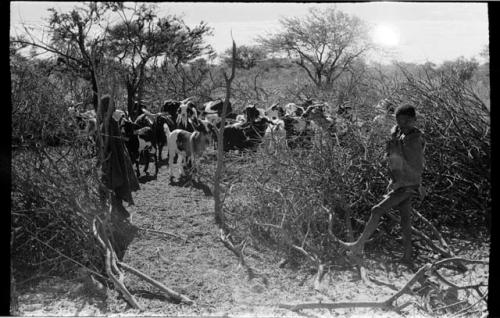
[385,212,468,271]
[93,217,142,310]
[213,35,237,231]
[117,261,194,304]
[220,230,255,279]
[139,227,186,241]
[432,269,486,290]
[413,209,449,250]
[212,36,268,285]
[279,257,487,314]
[279,300,389,311]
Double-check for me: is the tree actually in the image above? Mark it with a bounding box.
[479,44,489,63]
[106,3,213,116]
[439,57,479,83]
[222,45,266,70]
[258,7,372,89]
[12,2,112,111]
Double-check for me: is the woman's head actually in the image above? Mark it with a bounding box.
[99,95,114,117]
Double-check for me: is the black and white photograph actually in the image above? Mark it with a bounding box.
[10,1,490,317]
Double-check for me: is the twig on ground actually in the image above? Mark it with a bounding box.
[279,300,390,312]
[93,216,143,310]
[386,212,468,271]
[449,291,488,318]
[432,268,487,290]
[413,209,449,250]
[220,229,261,282]
[279,257,487,314]
[117,261,194,305]
[367,274,399,291]
[139,227,186,241]
[434,300,468,312]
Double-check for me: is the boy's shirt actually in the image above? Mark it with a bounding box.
[386,125,426,190]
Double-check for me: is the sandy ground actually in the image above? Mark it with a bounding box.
[16,156,489,317]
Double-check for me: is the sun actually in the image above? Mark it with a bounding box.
[373,24,400,47]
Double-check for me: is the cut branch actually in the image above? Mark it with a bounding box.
[279,257,487,314]
[413,209,449,250]
[117,261,194,304]
[92,217,142,310]
[213,36,236,231]
[139,227,186,241]
[219,229,256,281]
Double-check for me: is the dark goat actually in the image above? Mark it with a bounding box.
[282,114,313,149]
[222,106,273,151]
[202,99,237,121]
[162,100,181,123]
[121,119,157,177]
[137,108,177,165]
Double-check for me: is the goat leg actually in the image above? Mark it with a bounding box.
[154,147,159,178]
[135,159,140,178]
[143,152,150,175]
[157,144,163,163]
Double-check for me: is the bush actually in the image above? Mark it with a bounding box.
[12,146,104,280]
[11,54,105,282]
[224,124,389,265]
[223,61,490,267]
[393,63,490,234]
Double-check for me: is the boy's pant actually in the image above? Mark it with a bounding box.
[355,185,419,260]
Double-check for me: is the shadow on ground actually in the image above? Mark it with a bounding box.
[111,216,139,260]
[169,176,213,196]
[138,174,157,184]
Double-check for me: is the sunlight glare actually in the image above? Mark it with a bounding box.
[373,24,400,47]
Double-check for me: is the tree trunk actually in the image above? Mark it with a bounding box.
[90,70,99,112]
[126,82,136,120]
[137,85,143,107]
[316,69,323,88]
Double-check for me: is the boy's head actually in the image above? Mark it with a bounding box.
[395,103,417,130]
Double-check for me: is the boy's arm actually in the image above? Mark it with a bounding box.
[402,131,425,176]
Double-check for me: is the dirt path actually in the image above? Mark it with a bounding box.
[17,162,489,317]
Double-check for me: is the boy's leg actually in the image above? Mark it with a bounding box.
[398,198,413,262]
[345,188,413,254]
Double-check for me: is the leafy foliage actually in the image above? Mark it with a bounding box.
[106,3,213,113]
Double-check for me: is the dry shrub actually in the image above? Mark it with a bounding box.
[11,57,105,283]
[224,63,489,266]
[225,125,390,265]
[12,145,104,280]
[392,64,490,235]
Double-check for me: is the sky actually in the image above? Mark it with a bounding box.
[10,1,489,65]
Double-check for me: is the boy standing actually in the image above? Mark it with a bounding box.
[344,103,426,263]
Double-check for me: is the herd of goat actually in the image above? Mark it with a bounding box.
[67,97,393,183]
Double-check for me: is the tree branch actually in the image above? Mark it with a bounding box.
[117,261,194,304]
